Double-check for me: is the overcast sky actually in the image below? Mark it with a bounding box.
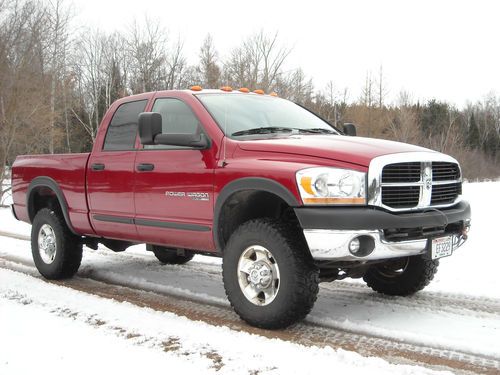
[71,0,499,107]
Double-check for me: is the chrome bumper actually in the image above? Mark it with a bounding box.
[303,229,428,261]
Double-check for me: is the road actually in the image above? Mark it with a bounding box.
[1,230,498,374]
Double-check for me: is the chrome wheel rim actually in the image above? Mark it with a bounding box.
[237,245,280,306]
[38,224,57,264]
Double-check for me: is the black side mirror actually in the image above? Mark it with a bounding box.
[138,112,162,145]
[343,123,357,136]
[154,133,209,149]
[139,111,209,148]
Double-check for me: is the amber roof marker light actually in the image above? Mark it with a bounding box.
[220,86,233,92]
[238,87,250,93]
[190,85,203,91]
[253,89,265,95]
[269,92,278,97]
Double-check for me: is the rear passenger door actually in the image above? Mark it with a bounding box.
[87,99,148,240]
[134,97,215,250]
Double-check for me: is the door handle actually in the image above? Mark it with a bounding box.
[137,163,155,171]
[91,163,105,171]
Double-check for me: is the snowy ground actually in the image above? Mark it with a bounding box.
[1,182,499,374]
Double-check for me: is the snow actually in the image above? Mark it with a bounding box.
[0,269,441,375]
[1,181,499,373]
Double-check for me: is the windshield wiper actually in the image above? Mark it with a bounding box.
[231,127,294,136]
[297,128,336,134]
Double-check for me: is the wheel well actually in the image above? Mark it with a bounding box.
[28,187,63,222]
[217,190,301,251]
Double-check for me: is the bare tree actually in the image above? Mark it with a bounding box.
[223,31,291,91]
[255,31,291,92]
[198,34,220,88]
[72,29,106,140]
[127,18,167,92]
[376,65,388,108]
[360,71,375,107]
[164,36,186,90]
[0,0,53,202]
[45,0,72,153]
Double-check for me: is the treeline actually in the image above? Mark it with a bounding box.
[1,0,498,201]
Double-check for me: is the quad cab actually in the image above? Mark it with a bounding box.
[11,88,471,329]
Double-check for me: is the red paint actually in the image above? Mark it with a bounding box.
[11,90,429,252]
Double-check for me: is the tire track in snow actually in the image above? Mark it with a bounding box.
[0,255,499,375]
[2,226,497,318]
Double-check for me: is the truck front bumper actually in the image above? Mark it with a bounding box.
[294,201,471,261]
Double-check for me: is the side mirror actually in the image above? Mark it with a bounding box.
[138,112,162,145]
[138,112,210,149]
[343,123,357,136]
[154,133,209,149]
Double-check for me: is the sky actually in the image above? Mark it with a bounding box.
[70,0,500,107]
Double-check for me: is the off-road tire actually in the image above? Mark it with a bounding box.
[222,219,319,329]
[31,208,83,280]
[150,245,194,265]
[363,255,439,296]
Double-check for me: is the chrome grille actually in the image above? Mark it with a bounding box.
[373,157,462,211]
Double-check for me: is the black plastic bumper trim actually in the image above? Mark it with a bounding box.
[294,201,471,230]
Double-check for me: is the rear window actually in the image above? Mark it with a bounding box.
[103,100,148,151]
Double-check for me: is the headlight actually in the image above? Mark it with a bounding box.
[296,167,366,205]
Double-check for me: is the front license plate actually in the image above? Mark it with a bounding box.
[431,236,454,259]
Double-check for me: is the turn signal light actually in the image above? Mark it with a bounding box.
[190,85,203,91]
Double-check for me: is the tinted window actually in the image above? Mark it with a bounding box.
[103,100,148,151]
[145,98,202,149]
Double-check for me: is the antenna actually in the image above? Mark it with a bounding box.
[222,96,228,167]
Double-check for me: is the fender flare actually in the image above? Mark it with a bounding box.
[27,176,78,235]
[213,177,300,251]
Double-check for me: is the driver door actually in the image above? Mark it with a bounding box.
[133,97,216,250]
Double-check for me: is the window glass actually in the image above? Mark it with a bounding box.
[103,100,147,151]
[145,98,202,149]
[197,94,338,138]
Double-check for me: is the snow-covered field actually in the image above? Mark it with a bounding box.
[1,182,499,374]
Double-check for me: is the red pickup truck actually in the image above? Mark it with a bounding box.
[11,88,471,329]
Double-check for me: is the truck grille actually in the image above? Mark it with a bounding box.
[381,162,420,183]
[431,182,462,205]
[379,161,461,210]
[382,185,420,208]
[432,162,461,181]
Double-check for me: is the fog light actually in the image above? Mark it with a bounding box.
[348,235,375,257]
[349,238,361,254]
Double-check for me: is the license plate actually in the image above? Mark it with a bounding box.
[431,236,454,259]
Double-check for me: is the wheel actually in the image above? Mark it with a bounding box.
[31,208,83,280]
[363,255,439,296]
[222,219,319,329]
[149,245,194,265]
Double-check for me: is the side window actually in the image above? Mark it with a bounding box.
[145,98,202,149]
[103,100,148,151]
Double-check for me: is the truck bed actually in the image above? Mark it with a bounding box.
[11,153,94,235]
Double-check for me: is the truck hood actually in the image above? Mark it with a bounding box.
[237,135,433,167]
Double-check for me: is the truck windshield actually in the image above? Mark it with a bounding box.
[196,94,339,138]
